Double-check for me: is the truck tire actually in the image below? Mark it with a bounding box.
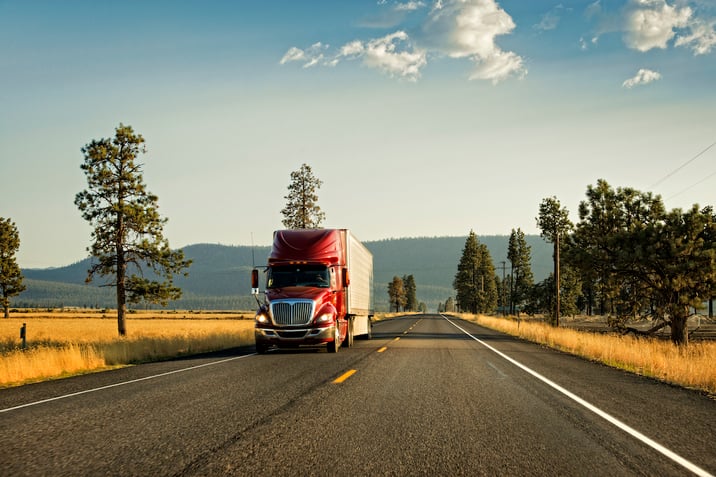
[327,326,340,353]
[256,342,269,354]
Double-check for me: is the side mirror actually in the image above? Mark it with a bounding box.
[251,269,260,295]
[343,268,350,287]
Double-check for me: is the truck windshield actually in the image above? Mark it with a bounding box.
[267,265,330,289]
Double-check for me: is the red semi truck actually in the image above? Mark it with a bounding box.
[251,229,374,353]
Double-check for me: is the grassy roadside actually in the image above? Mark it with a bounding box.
[0,311,256,388]
[453,313,716,396]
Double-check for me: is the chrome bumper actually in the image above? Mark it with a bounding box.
[255,325,335,344]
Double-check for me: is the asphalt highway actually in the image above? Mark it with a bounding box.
[0,314,714,476]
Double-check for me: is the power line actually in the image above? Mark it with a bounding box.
[666,169,716,201]
[649,141,716,189]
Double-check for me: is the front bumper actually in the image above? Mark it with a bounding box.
[255,325,336,347]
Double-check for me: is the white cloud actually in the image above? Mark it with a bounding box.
[675,18,716,55]
[420,0,526,82]
[280,0,525,84]
[341,40,365,58]
[395,1,427,12]
[622,68,662,88]
[423,0,516,58]
[469,50,526,84]
[280,47,305,65]
[535,5,564,32]
[623,0,692,52]
[279,43,331,68]
[362,31,427,81]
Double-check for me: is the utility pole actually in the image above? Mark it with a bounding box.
[555,231,561,327]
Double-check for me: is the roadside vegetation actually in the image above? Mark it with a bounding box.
[0,310,255,387]
[456,313,716,395]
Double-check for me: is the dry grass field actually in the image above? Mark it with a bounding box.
[457,313,716,396]
[0,310,256,387]
[3,310,715,395]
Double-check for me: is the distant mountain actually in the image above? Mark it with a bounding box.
[18,236,552,312]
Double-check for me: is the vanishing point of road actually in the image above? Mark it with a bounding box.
[1,314,714,476]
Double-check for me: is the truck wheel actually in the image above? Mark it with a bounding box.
[256,342,269,354]
[327,326,340,353]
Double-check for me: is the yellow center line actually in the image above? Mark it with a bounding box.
[393,337,401,342]
[377,346,388,353]
[333,369,357,384]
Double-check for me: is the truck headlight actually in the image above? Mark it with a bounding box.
[255,312,270,324]
[315,313,333,324]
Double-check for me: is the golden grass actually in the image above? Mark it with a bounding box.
[455,313,716,395]
[0,312,256,387]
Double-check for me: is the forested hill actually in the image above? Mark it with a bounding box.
[18,236,552,311]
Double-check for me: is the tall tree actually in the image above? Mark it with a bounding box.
[507,228,534,315]
[0,218,26,318]
[75,124,191,336]
[537,197,572,326]
[454,231,497,314]
[568,180,716,345]
[281,163,326,229]
[403,274,417,311]
[388,276,406,312]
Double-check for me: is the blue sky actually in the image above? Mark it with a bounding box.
[1,0,715,268]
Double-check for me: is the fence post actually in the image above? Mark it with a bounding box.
[20,323,26,350]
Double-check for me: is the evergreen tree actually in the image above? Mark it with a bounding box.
[403,274,417,311]
[568,180,716,345]
[281,163,325,229]
[387,276,406,312]
[507,228,534,316]
[537,197,572,326]
[0,218,26,318]
[478,243,498,313]
[75,124,191,336]
[454,231,497,314]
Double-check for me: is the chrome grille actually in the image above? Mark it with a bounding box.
[270,300,314,326]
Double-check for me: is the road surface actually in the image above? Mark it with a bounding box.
[0,314,714,476]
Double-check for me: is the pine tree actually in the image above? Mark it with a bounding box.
[403,274,417,311]
[75,124,191,336]
[568,180,716,345]
[281,163,326,229]
[454,231,480,313]
[507,228,534,316]
[454,231,497,314]
[537,197,572,326]
[387,276,407,312]
[0,218,26,318]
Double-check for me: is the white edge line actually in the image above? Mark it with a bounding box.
[0,353,256,414]
[441,314,713,477]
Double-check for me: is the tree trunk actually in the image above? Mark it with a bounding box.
[116,247,127,337]
[670,312,689,346]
